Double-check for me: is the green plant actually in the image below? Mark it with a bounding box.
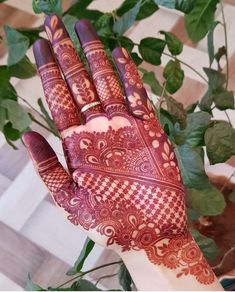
[0,0,235,290]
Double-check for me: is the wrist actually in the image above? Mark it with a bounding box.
[119,233,223,291]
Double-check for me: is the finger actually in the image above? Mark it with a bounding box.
[23,131,72,194]
[44,15,104,121]
[75,19,127,116]
[112,47,154,120]
[33,39,80,133]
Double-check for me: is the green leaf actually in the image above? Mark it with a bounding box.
[139,37,166,65]
[184,111,211,147]
[113,0,141,35]
[228,190,235,203]
[17,27,42,46]
[32,0,62,16]
[187,207,200,221]
[1,99,31,131]
[214,90,234,110]
[95,13,113,37]
[199,68,226,112]
[3,122,20,141]
[8,56,37,79]
[214,46,227,68]
[62,14,80,52]
[0,81,18,101]
[175,144,211,189]
[38,98,58,136]
[205,67,225,91]
[64,0,93,15]
[142,71,163,96]
[186,101,198,113]
[185,0,219,43]
[175,0,195,13]
[205,121,235,164]
[190,229,219,261]
[118,36,134,52]
[136,0,159,20]
[154,0,174,9]
[118,263,132,291]
[207,21,220,66]
[4,26,30,66]
[163,60,184,94]
[25,274,44,291]
[165,95,187,128]
[0,107,6,131]
[188,187,226,216]
[0,65,10,82]
[130,52,143,66]
[159,108,175,137]
[117,0,159,20]
[66,238,95,275]
[160,31,183,55]
[72,279,101,291]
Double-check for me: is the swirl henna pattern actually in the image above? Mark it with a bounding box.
[25,16,216,287]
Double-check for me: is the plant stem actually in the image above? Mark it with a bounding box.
[220,0,229,89]
[163,52,208,83]
[95,273,118,286]
[133,42,208,83]
[18,95,44,119]
[157,82,166,122]
[56,261,122,288]
[220,170,235,193]
[212,245,235,270]
[29,113,58,136]
[225,110,232,126]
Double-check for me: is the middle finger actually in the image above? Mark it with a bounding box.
[44,15,105,122]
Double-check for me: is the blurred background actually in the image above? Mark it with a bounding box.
[0,0,235,290]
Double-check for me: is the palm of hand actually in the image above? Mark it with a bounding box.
[24,15,215,285]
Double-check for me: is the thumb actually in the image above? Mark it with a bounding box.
[23,131,71,194]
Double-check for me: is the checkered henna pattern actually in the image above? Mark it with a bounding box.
[26,17,215,286]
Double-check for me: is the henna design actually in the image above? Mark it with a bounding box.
[31,18,216,286]
[44,16,103,120]
[113,48,155,120]
[38,62,79,131]
[83,41,126,113]
[46,115,214,285]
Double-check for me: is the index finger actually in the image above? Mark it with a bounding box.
[33,39,80,133]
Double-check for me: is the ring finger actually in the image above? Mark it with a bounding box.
[44,15,105,122]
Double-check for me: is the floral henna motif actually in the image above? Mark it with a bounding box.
[44,16,102,119]
[42,167,214,285]
[60,119,214,284]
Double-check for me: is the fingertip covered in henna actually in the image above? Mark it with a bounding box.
[74,19,99,45]
[112,47,129,60]
[22,131,57,166]
[33,39,55,68]
[44,15,70,45]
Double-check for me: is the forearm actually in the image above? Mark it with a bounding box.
[120,235,223,291]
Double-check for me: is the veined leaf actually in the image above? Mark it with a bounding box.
[163,59,184,94]
[66,238,95,275]
[185,0,219,42]
[113,0,141,35]
[188,187,226,216]
[4,26,29,66]
[139,37,166,65]
[205,121,235,164]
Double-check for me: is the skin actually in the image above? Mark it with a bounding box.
[23,16,223,291]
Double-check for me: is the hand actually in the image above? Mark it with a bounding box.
[23,15,218,289]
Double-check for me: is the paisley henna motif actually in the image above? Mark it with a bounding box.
[29,17,216,286]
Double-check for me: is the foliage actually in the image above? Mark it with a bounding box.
[1,0,234,289]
